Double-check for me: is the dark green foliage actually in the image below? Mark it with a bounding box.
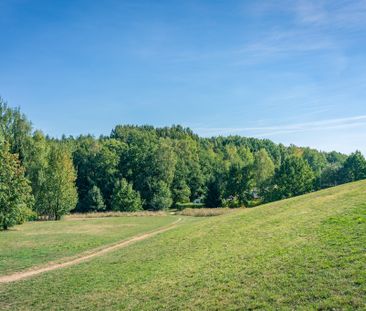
[0,143,34,230]
[1,97,364,221]
[172,180,191,204]
[319,164,341,188]
[205,177,224,207]
[338,151,366,183]
[83,186,106,212]
[111,178,142,212]
[273,155,315,200]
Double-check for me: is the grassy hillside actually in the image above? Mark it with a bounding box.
[1,181,366,310]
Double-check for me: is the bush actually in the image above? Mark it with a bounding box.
[111,178,142,212]
[222,196,242,208]
[84,185,106,212]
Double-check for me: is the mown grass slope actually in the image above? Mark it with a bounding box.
[1,181,366,310]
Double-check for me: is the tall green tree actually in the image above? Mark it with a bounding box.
[253,148,275,198]
[38,144,78,219]
[338,151,366,183]
[273,156,315,200]
[172,180,191,204]
[0,98,33,163]
[225,146,254,204]
[150,180,173,210]
[25,131,49,213]
[205,176,224,208]
[0,143,34,230]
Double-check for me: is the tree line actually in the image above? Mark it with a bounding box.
[1,98,366,229]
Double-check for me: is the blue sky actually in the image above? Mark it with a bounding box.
[1,0,366,154]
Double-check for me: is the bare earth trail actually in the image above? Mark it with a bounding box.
[0,218,182,284]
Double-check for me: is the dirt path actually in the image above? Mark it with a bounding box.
[0,218,182,284]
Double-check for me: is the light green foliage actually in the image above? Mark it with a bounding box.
[302,148,328,175]
[253,148,275,191]
[150,180,173,210]
[0,98,33,162]
[111,178,142,212]
[25,131,49,213]
[37,144,78,219]
[0,143,34,230]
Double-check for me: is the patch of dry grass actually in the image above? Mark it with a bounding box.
[178,208,235,217]
[67,211,168,219]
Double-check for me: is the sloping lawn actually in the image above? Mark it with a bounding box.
[1,181,365,310]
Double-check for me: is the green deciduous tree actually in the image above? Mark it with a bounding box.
[25,130,49,213]
[253,149,275,200]
[205,177,224,208]
[0,98,33,163]
[253,149,275,187]
[273,156,315,200]
[111,178,142,212]
[0,143,34,230]
[338,151,366,183]
[172,180,191,204]
[38,144,78,220]
[224,146,254,205]
[150,180,173,210]
[84,185,106,212]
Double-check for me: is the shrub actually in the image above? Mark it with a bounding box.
[111,178,142,212]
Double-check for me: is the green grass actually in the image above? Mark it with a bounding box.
[1,180,366,310]
[0,215,179,274]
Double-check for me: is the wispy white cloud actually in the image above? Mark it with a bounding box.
[194,115,366,137]
[294,0,366,28]
[250,0,366,28]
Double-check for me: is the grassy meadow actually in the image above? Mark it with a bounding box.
[0,215,180,275]
[1,181,366,310]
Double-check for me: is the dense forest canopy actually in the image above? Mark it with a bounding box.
[1,98,365,229]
